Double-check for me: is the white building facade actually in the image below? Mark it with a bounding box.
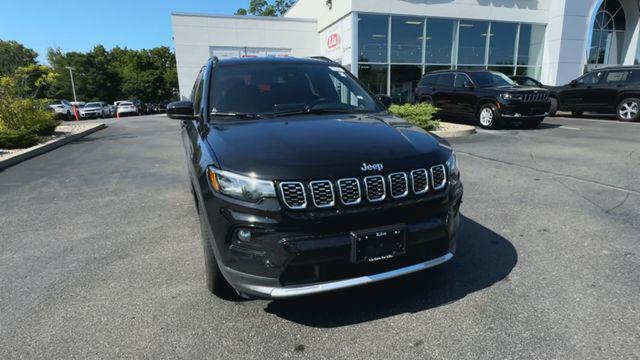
[172,0,640,102]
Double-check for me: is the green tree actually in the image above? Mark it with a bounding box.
[0,40,38,76]
[235,0,295,16]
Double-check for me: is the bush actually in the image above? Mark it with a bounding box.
[0,76,59,149]
[388,103,440,131]
[0,128,39,149]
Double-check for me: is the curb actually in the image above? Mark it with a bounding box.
[431,125,477,138]
[0,123,106,171]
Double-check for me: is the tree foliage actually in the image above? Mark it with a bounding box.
[47,45,178,103]
[0,39,38,76]
[235,0,295,16]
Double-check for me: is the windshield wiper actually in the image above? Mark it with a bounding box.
[271,106,354,118]
[210,112,262,119]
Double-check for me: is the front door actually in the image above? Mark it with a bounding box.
[560,71,604,110]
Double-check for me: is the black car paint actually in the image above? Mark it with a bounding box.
[548,66,640,116]
[176,57,462,298]
[415,70,551,122]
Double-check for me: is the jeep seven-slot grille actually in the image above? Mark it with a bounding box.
[310,181,335,208]
[389,173,408,198]
[431,165,447,190]
[521,93,548,102]
[279,182,306,209]
[364,176,386,202]
[338,178,361,205]
[411,169,429,194]
[278,165,447,209]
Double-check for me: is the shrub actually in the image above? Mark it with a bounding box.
[0,128,39,149]
[0,76,59,149]
[388,103,440,131]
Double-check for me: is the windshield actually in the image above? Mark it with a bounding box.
[209,63,384,117]
[468,72,515,87]
[85,102,101,108]
[119,102,133,106]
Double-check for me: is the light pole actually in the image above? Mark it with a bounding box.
[65,66,77,103]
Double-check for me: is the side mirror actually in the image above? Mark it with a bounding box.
[570,80,578,87]
[167,101,195,119]
[376,94,393,108]
[463,81,475,89]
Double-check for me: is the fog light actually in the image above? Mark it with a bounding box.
[237,229,252,242]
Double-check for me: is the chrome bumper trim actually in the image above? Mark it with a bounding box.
[230,252,454,298]
[502,112,549,118]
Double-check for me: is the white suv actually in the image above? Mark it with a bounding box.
[48,100,74,120]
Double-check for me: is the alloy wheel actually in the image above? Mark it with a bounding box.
[480,108,494,127]
[619,101,639,120]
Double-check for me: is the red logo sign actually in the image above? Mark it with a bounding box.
[327,33,341,50]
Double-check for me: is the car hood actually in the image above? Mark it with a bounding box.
[205,113,451,180]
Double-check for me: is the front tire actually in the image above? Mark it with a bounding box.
[617,98,640,122]
[548,98,558,117]
[478,104,501,129]
[196,195,239,300]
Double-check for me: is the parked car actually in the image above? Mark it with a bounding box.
[510,75,545,88]
[47,99,74,120]
[167,57,463,299]
[80,102,109,119]
[548,66,640,121]
[116,101,138,117]
[128,100,145,115]
[415,70,551,129]
[158,101,170,113]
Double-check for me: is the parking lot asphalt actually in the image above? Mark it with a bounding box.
[1,115,639,359]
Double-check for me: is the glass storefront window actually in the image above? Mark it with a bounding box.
[458,20,489,65]
[425,18,455,64]
[358,64,388,94]
[518,24,545,66]
[425,65,453,74]
[488,22,517,65]
[358,15,389,63]
[391,17,424,64]
[390,65,422,104]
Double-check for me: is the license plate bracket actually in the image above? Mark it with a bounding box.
[350,225,406,263]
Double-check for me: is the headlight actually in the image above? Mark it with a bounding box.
[501,93,513,100]
[207,167,276,202]
[446,151,459,176]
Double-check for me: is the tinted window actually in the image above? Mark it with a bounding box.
[425,19,455,64]
[210,63,382,116]
[488,22,517,65]
[193,71,205,114]
[358,15,389,63]
[458,20,489,65]
[437,73,455,87]
[577,71,602,85]
[468,72,515,87]
[454,74,472,88]
[603,70,629,83]
[391,17,424,63]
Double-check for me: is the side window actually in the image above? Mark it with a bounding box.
[604,71,630,83]
[420,75,435,87]
[627,70,640,83]
[524,79,539,86]
[577,71,602,85]
[192,68,205,115]
[439,73,455,87]
[454,74,471,88]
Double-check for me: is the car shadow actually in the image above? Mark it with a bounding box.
[264,215,517,328]
[440,115,561,130]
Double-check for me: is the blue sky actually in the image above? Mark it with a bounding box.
[0,0,249,63]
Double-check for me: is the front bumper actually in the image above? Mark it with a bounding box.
[204,179,463,298]
[500,101,551,119]
[225,252,453,298]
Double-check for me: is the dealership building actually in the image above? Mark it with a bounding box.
[172,0,640,102]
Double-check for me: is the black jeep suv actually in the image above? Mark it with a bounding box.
[415,70,551,129]
[548,66,640,122]
[168,57,463,299]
